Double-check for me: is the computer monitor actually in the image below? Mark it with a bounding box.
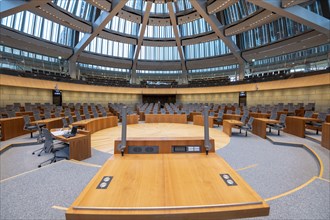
[70,126,78,136]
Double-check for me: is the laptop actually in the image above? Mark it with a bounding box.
[63,126,78,138]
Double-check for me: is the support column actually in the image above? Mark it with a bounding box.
[68,59,78,79]
[238,62,250,80]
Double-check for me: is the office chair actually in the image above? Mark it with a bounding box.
[235,109,241,115]
[62,118,69,128]
[214,112,224,127]
[23,115,38,138]
[306,112,327,135]
[268,114,287,135]
[38,128,69,168]
[68,115,74,124]
[238,117,254,137]
[44,111,52,119]
[83,108,91,119]
[6,110,16,118]
[304,111,313,118]
[31,124,46,156]
[92,110,99,118]
[226,110,232,114]
[75,110,83,121]
[54,110,61,118]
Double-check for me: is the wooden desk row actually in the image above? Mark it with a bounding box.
[72,116,118,134]
[193,115,214,128]
[145,114,187,124]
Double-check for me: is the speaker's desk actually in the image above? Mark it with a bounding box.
[145,114,187,124]
[252,118,279,139]
[0,117,29,141]
[52,129,91,161]
[223,120,243,137]
[71,116,118,134]
[66,153,269,220]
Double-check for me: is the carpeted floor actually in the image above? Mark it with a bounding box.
[0,126,329,220]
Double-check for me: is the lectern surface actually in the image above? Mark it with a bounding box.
[66,153,269,220]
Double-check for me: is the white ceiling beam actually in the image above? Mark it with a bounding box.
[132,1,153,71]
[247,0,330,36]
[168,1,187,73]
[69,0,128,61]
[0,0,50,18]
[190,0,245,65]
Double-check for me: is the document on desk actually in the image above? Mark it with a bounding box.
[51,130,67,136]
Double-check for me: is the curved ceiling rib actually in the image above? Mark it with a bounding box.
[247,0,330,37]
[168,1,187,78]
[0,0,50,18]
[69,0,128,62]
[131,1,153,84]
[190,0,247,79]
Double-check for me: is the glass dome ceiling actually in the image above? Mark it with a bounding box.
[0,0,329,84]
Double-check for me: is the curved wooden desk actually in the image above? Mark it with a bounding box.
[71,116,118,134]
[0,117,29,141]
[145,114,187,124]
[321,123,330,149]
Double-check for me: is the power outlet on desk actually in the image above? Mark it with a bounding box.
[96,176,113,189]
[220,174,237,186]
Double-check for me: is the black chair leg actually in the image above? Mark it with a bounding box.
[30,132,33,138]
[278,130,280,136]
[245,130,247,136]
[240,129,242,133]
[316,129,318,135]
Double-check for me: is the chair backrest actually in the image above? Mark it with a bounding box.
[247,117,254,128]
[217,112,224,119]
[75,111,82,121]
[33,112,42,121]
[243,110,249,118]
[279,114,287,125]
[7,110,16,118]
[209,111,215,116]
[23,115,31,127]
[93,111,99,118]
[62,118,69,128]
[85,111,91,119]
[44,111,51,119]
[317,112,327,122]
[54,111,61,118]
[304,111,313,118]
[240,115,247,123]
[269,112,277,120]
[226,110,232,114]
[42,128,54,153]
[68,115,74,124]
[235,109,241,115]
